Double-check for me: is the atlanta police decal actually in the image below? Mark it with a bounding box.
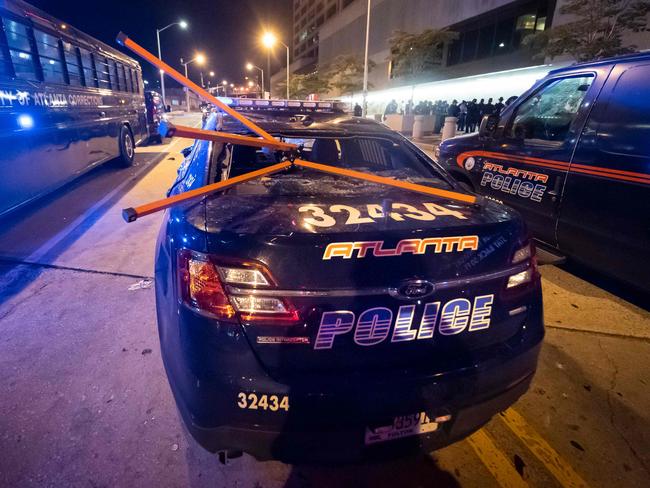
[480,162,548,202]
[314,294,494,349]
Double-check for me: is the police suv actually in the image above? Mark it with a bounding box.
[154,99,543,462]
[438,53,650,293]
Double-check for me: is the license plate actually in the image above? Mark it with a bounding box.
[365,412,438,445]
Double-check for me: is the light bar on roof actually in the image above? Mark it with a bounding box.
[215,97,346,112]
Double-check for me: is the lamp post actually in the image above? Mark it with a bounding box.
[262,32,290,99]
[156,20,187,105]
[362,0,371,117]
[246,62,264,98]
[180,53,205,111]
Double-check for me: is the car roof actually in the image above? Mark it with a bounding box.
[547,51,650,76]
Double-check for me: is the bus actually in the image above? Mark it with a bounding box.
[0,0,148,216]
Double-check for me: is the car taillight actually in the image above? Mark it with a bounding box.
[506,242,538,289]
[178,250,300,325]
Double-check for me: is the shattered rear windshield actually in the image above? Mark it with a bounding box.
[211,136,452,196]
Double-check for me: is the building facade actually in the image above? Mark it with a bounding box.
[273,0,649,113]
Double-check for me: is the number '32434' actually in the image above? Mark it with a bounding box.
[298,202,466,228]
[237,392,289,411]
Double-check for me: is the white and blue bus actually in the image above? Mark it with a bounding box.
[0,0,148,216]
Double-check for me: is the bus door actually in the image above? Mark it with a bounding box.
[475,73,603,246]
[558,62,650,289]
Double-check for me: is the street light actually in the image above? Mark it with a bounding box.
[362,0,371,117]
[246,62,265,98]
[180,53,206,111]
[156,19,188,104]
[261,31,290,99]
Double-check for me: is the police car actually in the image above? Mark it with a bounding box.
[154,98,543,462]
[437,53,650,293]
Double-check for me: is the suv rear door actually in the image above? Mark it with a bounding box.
[469,70,608,246]
[557,61,650,290]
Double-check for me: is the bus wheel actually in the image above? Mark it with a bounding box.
[118,125,135,167]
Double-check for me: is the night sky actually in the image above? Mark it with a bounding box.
[29,0,293,91]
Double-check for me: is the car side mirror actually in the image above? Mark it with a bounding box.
[478,114,499,140]
[181,146,192,158]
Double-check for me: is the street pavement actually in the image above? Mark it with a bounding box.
[0,114,648,488]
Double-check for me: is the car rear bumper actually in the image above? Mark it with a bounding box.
[185,367,536,463]
[166,318,543,463]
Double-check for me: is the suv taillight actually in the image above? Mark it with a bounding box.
[178,250,300,325]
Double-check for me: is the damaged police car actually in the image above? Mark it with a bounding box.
[154,99,543,463]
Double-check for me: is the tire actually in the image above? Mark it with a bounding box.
[117,125,135,167]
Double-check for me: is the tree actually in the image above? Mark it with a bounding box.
[325,54,375,95]
[523,0,650,62]
[388,28,458,79]
[276,70,331,99]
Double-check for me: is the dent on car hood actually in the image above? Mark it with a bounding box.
[201,169,518,236]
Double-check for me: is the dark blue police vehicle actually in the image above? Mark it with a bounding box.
[437,53,650,294]
[155,98,544,462]
[0,0,147,216]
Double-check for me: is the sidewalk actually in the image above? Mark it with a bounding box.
[408,133,442,157]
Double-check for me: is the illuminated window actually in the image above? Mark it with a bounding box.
[3,18,37,80]
[34,29,65,84]
[79,48,97,87]
[95,55,111,89]
[108,59,119,90]
[516,14,537,31]
[116,62,128,92]
[62,42,82,86]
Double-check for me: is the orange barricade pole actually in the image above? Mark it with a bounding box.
[122,161,292,222]
[164,123,297,151]
[116,33,479,222]
[116,32,276,143]
[293,159,478,205]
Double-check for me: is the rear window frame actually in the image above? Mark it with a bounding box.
[207,130,457,192]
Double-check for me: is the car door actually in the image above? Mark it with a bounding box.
[557,61,650,291]
[473,72,605,246]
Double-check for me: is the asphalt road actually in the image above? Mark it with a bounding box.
[0,114,648,488]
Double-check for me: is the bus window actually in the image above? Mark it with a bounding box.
[130,69,138,93]
[0,23,12,76]
[33,29,65,84]
[95,54,111,89]
[79,48,97,87]
[62,41,82,86]
[123,65,132,92]
[108,58,119,90]
[2,18,37,80]
[134,70,142,93]
[0,48,9,76]
[117,63,127,92]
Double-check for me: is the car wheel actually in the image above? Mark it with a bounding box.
[117,125,135,167]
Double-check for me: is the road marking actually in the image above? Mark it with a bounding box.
[24,121,198,264]
[467,429,529,488]
[499,408,590,488]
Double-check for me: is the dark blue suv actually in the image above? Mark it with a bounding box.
[154,101,543,462]
[438,53,650,293]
